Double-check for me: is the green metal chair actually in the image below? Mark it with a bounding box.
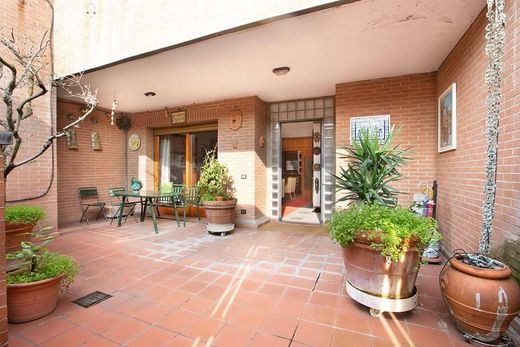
[182,186,201,227]
[108,187,138,224]
[154,183,184,226]
[78,187,106,224]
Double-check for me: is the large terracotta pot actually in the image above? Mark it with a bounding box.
[7,274,64,323]
[342,233,421,299]
[5,223,35,253]
[203,199,237,235]
[440,255,520,343]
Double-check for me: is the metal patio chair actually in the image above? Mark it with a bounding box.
[78,187,106,224]
[154,183,184,225]
[180,186,202,227]
[108,187,139,224]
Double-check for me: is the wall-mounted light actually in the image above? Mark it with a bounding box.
[273,66,290,76]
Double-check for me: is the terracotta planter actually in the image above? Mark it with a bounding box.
[7,274,64,323]
[5,223,35,253]
[440,255,520,343]
[203,199,237,235]
[342,233,421,299]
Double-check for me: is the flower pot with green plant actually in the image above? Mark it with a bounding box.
[328,129,440,316]
[439,2,520,344]
[5,205,46,253]
[197,150,236,236]
[7,227,79,323]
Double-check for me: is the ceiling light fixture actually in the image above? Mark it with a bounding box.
[144,91,156,97]
[272,66,290,76]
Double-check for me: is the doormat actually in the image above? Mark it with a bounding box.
[73,291,112,308]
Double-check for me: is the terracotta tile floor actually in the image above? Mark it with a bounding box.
[9,219,467,347]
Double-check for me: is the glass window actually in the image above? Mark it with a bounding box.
[191,131,217,185]
[157,130,217,186]
[158,134,185,185]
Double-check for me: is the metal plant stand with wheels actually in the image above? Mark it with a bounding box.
[457,328,512,347]
[346,281,417,317]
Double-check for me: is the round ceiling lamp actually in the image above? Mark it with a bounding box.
[272,66,290,76]
[144,91,156,97]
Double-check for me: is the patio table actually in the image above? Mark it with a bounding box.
[113,190,182,233]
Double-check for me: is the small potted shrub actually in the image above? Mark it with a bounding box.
[197,150,236,236]
[7,227,79,323]
[329,129,440,315]
[5,205,46,253]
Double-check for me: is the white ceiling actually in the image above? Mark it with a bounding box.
[62,0,485,113]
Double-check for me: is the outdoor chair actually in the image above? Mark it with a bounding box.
[107,187,139,224]
[78,187,106,224]
[154,183,185,225]
[180,186,202,227]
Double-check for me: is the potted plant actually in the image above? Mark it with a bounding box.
[439,2,520,344]
[328,129,440,315]
[5,205,46,253]
[197,150,236,236]
[329,204,439,298]
[6,227,79,323]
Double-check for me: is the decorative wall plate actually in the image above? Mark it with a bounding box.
[128,133,141,151]
[313,146,321,155]
[313,131,320,143]
[229,110,243,131]
[259,135,265,148]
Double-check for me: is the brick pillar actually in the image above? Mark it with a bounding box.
[0,134,12,346]
[0,156,7,346]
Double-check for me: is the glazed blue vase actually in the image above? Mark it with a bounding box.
[130,178,142,192]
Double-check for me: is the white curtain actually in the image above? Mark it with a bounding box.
[159,136,171,185]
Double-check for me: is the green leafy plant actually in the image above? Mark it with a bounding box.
[333,129,410,207]
[197,150,235,202]
[5,206,46,225]
[328,204,440,261]
[6,227,79,292]
[116,113,132,131]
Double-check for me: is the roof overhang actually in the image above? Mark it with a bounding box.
[61,0,485,112]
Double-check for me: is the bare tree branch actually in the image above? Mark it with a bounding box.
[1,30,98,178]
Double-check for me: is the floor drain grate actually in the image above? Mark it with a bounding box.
[73,291,112,308]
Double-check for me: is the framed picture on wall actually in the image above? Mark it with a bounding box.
[350,115,391,145]
[438,83,457,152]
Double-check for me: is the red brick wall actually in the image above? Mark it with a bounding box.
[436,2,519,265]
[335,73,438,208]
[56,101,127,226]
[0,156,7,345]
[254,97,268,219]
[0,0,57,229]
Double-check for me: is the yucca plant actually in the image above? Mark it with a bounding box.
[334,129,410,207]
